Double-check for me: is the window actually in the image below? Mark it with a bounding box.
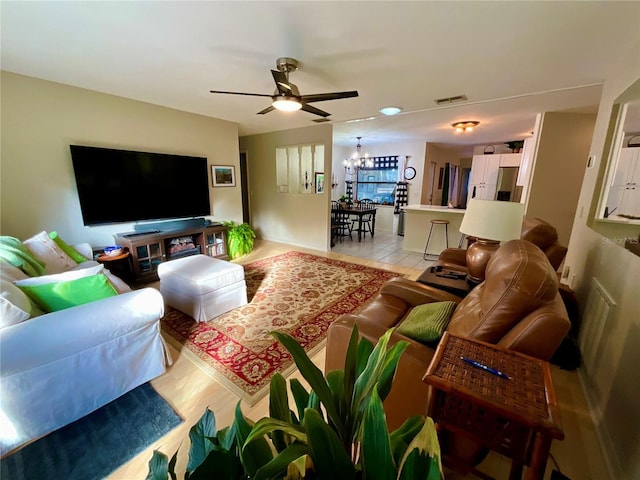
[355,156,399,205]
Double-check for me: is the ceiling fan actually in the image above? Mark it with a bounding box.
[209,57,359,117]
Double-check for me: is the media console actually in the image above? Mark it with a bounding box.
[114,224,228,284]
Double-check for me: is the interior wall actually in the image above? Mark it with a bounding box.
[0,72,242,247]
[421,143,464,206]
[563,40,640,479]
[525,112,596,245]
[240,125,333,251]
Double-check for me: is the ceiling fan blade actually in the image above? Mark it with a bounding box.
[301,104,331,117]
[301,91,359,103]
[271,70,293,95]
[210,90,272,97]
[257,105,275,115]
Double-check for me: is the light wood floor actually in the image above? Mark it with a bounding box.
[109,238,608,480]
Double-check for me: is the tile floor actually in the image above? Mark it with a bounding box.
[331,229,436,270]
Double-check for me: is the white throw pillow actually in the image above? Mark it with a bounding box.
[14,263,105,287]
[70,260,131,294]
[23,231,76,274]
[0,279,32,328]
[0,260,30,283]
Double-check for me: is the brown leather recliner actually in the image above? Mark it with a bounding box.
[437,217,568,273]
[325,240,571,469]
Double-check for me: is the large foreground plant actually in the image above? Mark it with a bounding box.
[147,327,442,479]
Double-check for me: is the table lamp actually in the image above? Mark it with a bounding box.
[459,199,525,283]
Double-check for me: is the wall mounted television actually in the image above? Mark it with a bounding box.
[70,145,211,226]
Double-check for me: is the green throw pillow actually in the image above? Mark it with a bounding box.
[48,231,88,263]
[18,273,117,313]
[397,301,457,344]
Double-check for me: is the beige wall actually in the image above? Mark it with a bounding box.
[240,125,333,251]
[564,40,640,479]
[0,72,242,247]
[421,143,464,206]
[526,112,596,245]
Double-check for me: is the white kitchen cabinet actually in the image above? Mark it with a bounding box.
[467,154,501,202]
[499,153,522,167]
[607,147,640,218]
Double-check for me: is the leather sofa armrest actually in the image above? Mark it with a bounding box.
[544,243,568,271]
[381,277,463,306]
[437,248,468,267]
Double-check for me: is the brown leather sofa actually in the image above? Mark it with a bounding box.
[437,217,568,273]
[325,240,571,470]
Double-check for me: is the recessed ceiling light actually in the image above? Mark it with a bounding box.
[379,106,402,116]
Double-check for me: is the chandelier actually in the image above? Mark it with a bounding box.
[344,136,373,175]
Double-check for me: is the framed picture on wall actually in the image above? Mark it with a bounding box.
[315,172,325,193]
[212,165,236,187]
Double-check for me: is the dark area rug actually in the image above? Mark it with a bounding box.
[1,382,182,480]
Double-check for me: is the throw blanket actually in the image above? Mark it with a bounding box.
[0,236,45,277]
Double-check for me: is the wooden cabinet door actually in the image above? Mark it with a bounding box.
[612,148,639,186]
[469,156,487,185]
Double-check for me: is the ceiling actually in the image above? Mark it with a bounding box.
[2,1,639,152]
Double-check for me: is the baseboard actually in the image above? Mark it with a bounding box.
[577,368,622,480]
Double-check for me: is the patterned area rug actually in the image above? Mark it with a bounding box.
[161,251,401,405]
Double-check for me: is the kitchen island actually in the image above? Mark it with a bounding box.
[402,205,466,255]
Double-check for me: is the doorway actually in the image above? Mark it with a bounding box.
[239,151,250,224]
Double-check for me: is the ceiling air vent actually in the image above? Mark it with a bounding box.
[435,94,468,105]
[312,118,332,123]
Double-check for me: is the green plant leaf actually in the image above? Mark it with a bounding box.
[233,402,273,477]
[253,441,311,480]
[189,448,243,480]
[355,337,374,377]
[397,417,442,480]
[187,408,217,473]
[342,324,360,415]
[375,340,409,402]
[389,416,425,466]
[271,331,345,440]
[146,450,169,480]
[290,378,310,422]
[245,418,308,446]
[360,387,395,480]
[269,372,291,452]
[217,425,235,452]
[304,408,357,480]
[397,449,431,480]
[308,391,320,412]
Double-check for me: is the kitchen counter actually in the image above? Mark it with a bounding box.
[402,204,466,255]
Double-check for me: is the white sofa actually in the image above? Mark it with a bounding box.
[0,242,169,454]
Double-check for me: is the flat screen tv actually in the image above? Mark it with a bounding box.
[70,145,211,226]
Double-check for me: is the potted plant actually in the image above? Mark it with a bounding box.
[147,327,442,479]
[338,194,350,208]
[223,221,256,260]
[505,140,524,153]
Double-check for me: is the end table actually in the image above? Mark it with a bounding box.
[417,265,473,297]
[95,249,133,283]
[422,333,564,480]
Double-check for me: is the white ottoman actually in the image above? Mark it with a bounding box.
[157,254,247,322]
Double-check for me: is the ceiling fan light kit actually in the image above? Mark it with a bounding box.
[451,120,480,133]
[209,57,358,118]
[272,97,302,112]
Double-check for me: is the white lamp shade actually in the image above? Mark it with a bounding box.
[460,199,525,241]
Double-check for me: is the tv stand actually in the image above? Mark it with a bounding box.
[114,224,228,284]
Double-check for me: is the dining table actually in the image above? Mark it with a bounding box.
[331,204,377,242]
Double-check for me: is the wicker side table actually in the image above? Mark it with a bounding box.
[422,333,564,480]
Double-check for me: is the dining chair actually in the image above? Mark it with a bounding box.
[352,198,374,238]
[331,201,352,242]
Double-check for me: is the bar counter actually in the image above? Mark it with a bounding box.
[402,204,466,255]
